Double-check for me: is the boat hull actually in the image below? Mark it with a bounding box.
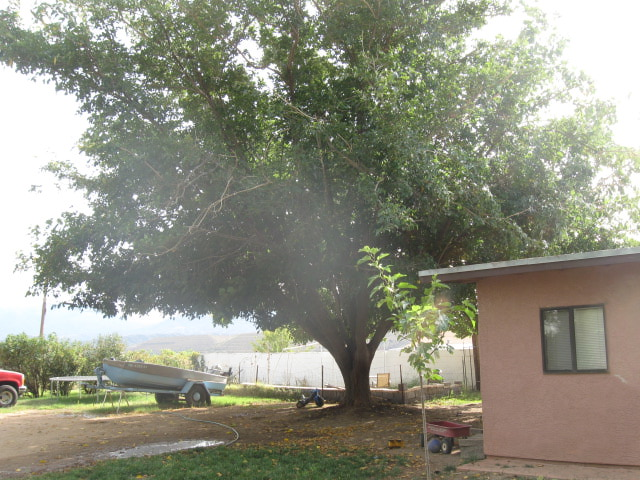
[102,359,227,392]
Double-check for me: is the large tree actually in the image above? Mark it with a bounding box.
[2,0,637,406]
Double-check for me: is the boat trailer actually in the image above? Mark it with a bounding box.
[94,367,223,408]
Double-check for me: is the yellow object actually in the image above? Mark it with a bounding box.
[377,373,390,388]
[387,439,404,448]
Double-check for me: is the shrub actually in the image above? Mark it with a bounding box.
[80,333,127,375]
[122,349,204,370]
[0,333,83,397]
[0,332,204,397]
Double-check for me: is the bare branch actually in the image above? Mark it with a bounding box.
[156,177,272,255]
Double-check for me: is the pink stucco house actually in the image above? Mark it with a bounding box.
[419,247,640,467]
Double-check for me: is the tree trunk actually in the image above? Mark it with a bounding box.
[335,345,374,407]
[40,290,47,338]
[293,284,390,408]
[471,333,481,391]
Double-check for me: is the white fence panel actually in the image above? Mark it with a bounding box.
[204,347,476,389]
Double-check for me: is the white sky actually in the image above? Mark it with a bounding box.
[1,0,639,340]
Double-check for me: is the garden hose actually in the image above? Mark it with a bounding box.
[156,410,240,446]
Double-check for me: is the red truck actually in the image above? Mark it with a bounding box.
[0,368,27,407]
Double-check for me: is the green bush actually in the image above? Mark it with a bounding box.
[122,349,204,370]
[80,333,127,375]
[0,332,205,396]
[227,383,300,401]
[0,333,83,397]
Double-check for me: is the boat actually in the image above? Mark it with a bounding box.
[101,359,228,392]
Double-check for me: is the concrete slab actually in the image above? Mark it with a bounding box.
[458,457,640,480]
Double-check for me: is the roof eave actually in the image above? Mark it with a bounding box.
[418,247,640,283]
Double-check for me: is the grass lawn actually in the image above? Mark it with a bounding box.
[24,445,405,480]
[4,385,407,480]
[2,383,299,415]
[2,387,512,480]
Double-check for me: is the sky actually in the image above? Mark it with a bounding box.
[1,0,639,341]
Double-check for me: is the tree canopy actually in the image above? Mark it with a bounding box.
[2,0,638,405]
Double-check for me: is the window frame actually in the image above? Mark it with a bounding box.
[540,304,608,374]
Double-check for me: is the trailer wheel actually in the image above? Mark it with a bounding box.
[440,437,454,454]
[155,393,179,406]
[186,384,209,407]
[0,385,18,407]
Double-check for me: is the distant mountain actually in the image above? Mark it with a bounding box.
[0,306,257,342]
[122,334,160,346]
[124,331,470,355]
[127,333,260,353]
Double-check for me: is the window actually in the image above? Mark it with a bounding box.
[541,305,608,373]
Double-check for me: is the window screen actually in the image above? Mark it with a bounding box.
[541,305,607,372]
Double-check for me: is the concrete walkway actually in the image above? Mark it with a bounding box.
[458,457,640,480]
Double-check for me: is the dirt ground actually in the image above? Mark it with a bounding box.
[1,401,511,479]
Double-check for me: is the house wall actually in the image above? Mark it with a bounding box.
[477,262,640,466]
